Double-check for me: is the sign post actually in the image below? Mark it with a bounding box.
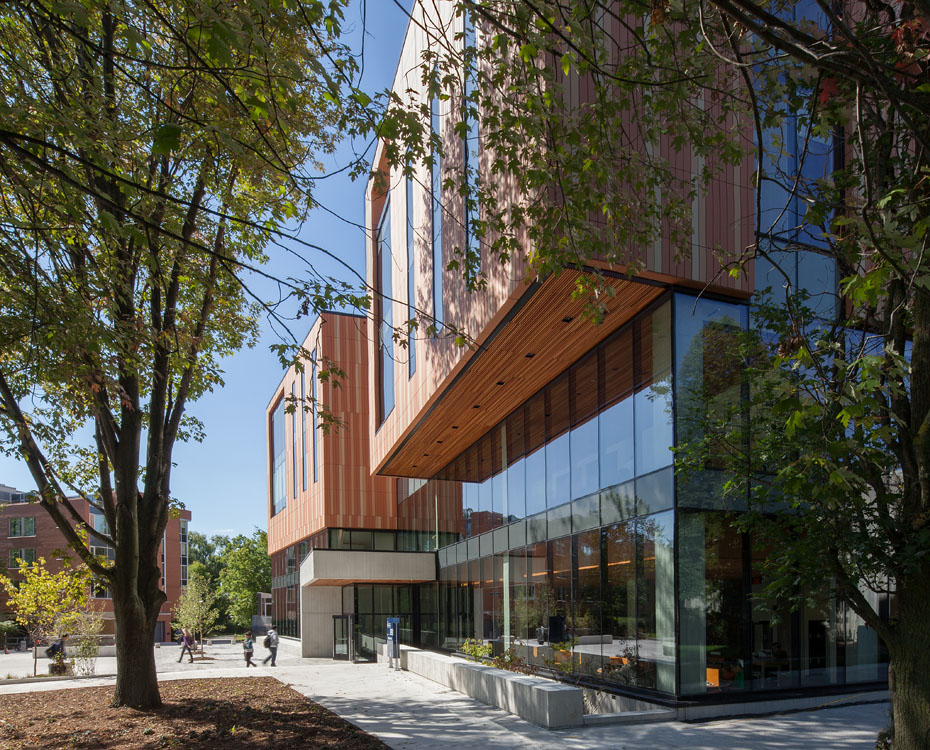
[386,617,400,670]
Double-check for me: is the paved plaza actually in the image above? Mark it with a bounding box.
[0,642,888,749]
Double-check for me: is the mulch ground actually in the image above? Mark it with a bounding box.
[0,677,389,749]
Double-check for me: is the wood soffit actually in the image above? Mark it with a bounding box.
[381,271,666,479]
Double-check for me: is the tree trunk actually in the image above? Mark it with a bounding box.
[111,595,161,709]
[889,568,930,750]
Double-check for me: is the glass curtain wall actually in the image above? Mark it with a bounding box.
[428,289,887,697]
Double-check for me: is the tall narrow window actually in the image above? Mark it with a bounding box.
[271,398,286,514]
[431,85,444,330]
[407,171,417,377]
[312,348,319,482]
[463,13,480,279]
[179,519,189,588]
[301,370,308,491]
[377,200,395,423]
[291,382,297,498]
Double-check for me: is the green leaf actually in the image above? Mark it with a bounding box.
[152,123,182,155]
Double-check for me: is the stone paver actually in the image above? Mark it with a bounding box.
[0,643,888,749]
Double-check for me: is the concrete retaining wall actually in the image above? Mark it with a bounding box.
[392,647,584,728]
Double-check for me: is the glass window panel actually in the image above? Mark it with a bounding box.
[507,457,526,521]
[679,512,748,695]
[801,593,840,687]
[635,301,672,388]
[378,199,395,422]
[637,511,675,692]
[634,377,673,476]
[478,477,492,533]
[549,537,572,645]
[398,585,412,613]
[330,529,350,550]
[373,532,395,551]
[525,446,546,516]
[570,417,599,500]
[526,542,550,654]
[493,526,509,554]
[492,470,506,526]
[357,585,373,614]
[599,396,634,487]
[843,597,886,684]
[601,481,636,525]
[602,325,633,406]
[350,531,374,551]
[479,531,493,559]
[271,399,286,514]
[575,529,602,674]
[798,249,838,319]
[571,492,600,533]
[674,293,747,509]
[463,482,479,537]
[510,547,529,644]
[375,586,394,614]
[527,512,548,545]
[547,502,572,540]
[635,468,674,515]
[546,432,570,508]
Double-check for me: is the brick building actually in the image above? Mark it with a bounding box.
[1,482,191,642]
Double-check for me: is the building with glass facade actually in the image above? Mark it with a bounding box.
[266,0,888,710]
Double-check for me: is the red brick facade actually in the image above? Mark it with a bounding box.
[0,484,191,641]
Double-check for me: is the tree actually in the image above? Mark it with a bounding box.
[218,529,271,629]
[172,564,218,655]
[0,0,359,709]
[0,556,91,675]
[188,531,231,627]
[370,2,930,746]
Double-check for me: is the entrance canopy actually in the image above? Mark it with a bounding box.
[300,548,437,587]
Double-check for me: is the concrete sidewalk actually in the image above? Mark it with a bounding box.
[0,644,889,749]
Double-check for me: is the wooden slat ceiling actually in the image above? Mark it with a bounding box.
[382,271,666,478]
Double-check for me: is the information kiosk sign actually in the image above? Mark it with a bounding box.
[386,617,400,661]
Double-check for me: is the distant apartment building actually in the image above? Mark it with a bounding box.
[1,482,191,641]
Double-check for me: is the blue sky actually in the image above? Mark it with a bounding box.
[0,1,412,538]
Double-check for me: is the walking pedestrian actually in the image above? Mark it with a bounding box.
[177,629,195,663]
[262,627,279,666]
[243,631,255,667]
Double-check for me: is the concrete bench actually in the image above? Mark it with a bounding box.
[387,646,583,728]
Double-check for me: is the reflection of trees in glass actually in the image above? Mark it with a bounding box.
[676,318,744,467]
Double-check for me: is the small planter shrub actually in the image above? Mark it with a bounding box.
[461,638,492,662]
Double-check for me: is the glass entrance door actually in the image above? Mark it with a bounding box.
[333,614,352,660]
